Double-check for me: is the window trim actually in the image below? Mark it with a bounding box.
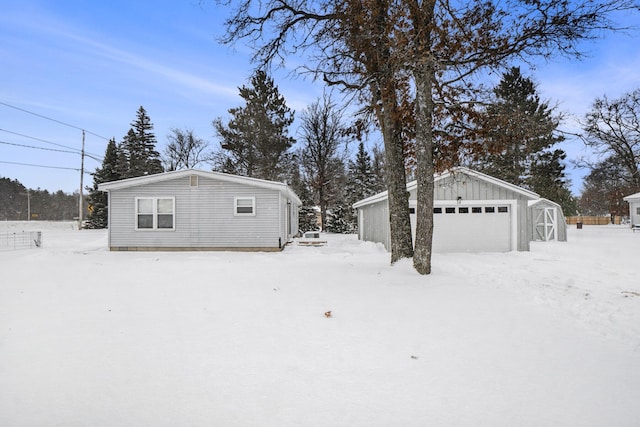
[135,197,175,231]
[234,196,256,216]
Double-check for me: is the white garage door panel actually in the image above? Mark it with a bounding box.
[432,206,511,253]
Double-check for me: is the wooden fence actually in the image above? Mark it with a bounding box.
[566,216,623,225]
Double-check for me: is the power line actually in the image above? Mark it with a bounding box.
[0,160,88,173]
[0,140,82,155]
[0,100,110,141]
[0,128,104,160]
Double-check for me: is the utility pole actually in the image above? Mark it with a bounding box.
[24,189,31,221]
[79,130,85,229]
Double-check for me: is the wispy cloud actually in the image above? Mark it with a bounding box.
[3,7,239,100]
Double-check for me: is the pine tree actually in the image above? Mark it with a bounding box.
[85,139,120,228]
[213,70,295,181]
[288,166,318,233]
[471,67,575,213]
[297,185,320,233]
[325,203,352,234]
[119,106,163,178]
[344,141,377,230]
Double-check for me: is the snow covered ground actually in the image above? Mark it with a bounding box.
[1,221,639,427]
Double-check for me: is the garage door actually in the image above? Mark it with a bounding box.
[410,203,513,253]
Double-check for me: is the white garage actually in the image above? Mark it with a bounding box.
[354,167,540,253]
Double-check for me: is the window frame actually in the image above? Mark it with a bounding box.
[234,196,256,216]
[135,197,175,231]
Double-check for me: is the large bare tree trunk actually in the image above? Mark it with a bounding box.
[410,0,436,275]
[378,97,414,263]
[412,65,436,274]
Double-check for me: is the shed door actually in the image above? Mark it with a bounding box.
[534,207,557,241]
[411,203,513,253]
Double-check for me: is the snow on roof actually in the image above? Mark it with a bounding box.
[98,169,301,205]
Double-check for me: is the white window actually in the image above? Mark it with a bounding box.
[136,197,175,230]
[234,196,256,216]
[637,207,640,215]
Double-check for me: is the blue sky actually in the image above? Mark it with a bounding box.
[1,1,639,195]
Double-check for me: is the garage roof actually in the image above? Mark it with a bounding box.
[353,167,539,208]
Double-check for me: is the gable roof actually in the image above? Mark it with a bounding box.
[98,169,301,205]
[353,166,539,208]
[528,198,562,210]
[623,191,640,202]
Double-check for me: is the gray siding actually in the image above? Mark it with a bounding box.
[630,201,640,226]
[359,199,391,250]
[529,200,568,242]
[357,171,536,252]
[108,174,292,249]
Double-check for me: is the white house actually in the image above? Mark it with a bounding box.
[623,191,640,230]
[98,169,301,251]
[353,167,567,253]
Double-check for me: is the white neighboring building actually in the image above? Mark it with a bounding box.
[623,191,640,229]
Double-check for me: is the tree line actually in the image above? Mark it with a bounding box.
[0,177,79,221]
[85,62,638,237]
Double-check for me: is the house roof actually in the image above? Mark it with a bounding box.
[98,169,302,205]
[353,167,539,209]
[623,191,640,202]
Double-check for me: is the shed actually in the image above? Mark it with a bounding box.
[98,169,301,251]
[353,167,546,253]
[623,191,640,229]
[528,198,568,242]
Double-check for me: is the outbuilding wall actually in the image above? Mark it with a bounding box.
[629,200,640,226]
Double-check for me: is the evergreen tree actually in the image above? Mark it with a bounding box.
[118,106,163,178]
[0,177,28,220]
[0,177,78,221]
[85,139,120,229]
[213,70,295,181]
[344,141,377,230]
[325,203,352,234]
[288,166,318,233]
[471,67,575,213]
[370,144,386,194]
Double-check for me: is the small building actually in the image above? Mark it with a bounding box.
[353,167,567,253]
[623,191,640,229]
[528,198,567,242]
[98,169,300,251]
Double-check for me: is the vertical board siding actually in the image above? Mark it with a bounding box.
[359,199,391,251]
[108,175,286,249]
[358,171,537,252]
